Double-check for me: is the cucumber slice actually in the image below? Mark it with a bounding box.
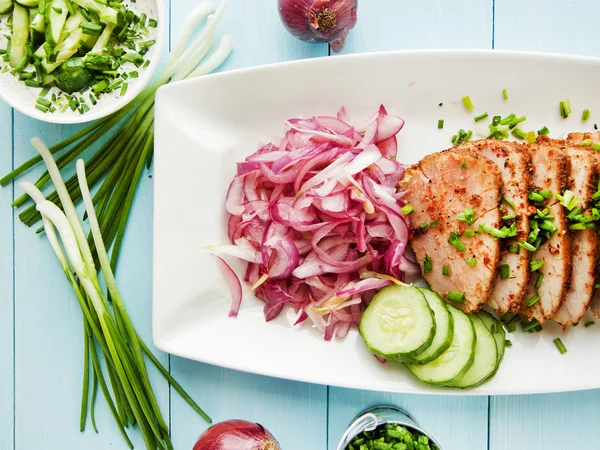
[15,0,38,7]
[45,0,68,47]
[0,0,13,14]
[405,306,476,386]
[359,284,435,362]
[453,315,498,388]
[30,11,45,45]
[475,310,506,370]
[9,4,29,68]
[58,10,83,43]
[407,289,454,365]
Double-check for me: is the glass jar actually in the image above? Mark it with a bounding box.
[336,405,443,450]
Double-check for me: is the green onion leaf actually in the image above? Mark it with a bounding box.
[462,95,474,112]
[585,321,595,328]
[442,265,450,276]
[560,98,571,118]
[447,291,466,303]
[500,264,510,280]
[401,204,414,215]
[456,207,475,225]
[581,139,593,147]
[502,89,508,100]
[423,256,432,273]
[437,119,444,129]
[474,112,488,122]
[465,229,476,237]
[466,257,476,266]
[582,109,591,121]
[518,240,536,252]
[530,259,544,272]
[448,231,467,252]
[537,126,550,136]
[553,337,567,354]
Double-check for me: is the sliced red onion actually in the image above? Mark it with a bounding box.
[212,255,243,318]
[214,106,407,340]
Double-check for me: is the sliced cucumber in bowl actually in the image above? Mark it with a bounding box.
[405,306,476,386]
[453,315,498,388]
[406,288,454,365]
[359,284,435,362]
[0,0,13,15]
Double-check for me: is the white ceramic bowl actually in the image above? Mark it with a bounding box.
[0,0,164,124]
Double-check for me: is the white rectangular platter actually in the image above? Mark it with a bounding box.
[154,50,600,395]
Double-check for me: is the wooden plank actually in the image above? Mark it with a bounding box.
[0,103,14,450]
[338,0,493,53]
[491,1,600,447]
[168,1,329,449]
[329,1,493,449]
[12,1,171,447]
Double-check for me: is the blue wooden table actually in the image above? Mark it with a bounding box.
[2,1,600,449]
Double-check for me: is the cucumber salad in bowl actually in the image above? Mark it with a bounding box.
[0,0,161,122]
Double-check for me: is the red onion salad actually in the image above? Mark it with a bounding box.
[211,105,419,341]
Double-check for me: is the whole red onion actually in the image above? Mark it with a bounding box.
[278,0,358,52]
[193,420,281,450]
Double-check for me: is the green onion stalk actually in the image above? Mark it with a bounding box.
[3,0,232,273]
[9,2,233,448]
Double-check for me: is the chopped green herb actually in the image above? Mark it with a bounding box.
[430,220,439,227]
[148,18,158,28]
[535,272,544,290]
[457,207,475,225]
[526,131,536,144]
[583,109,591,121]
[585,321,595,328]
[512,128,528,140]
[508,244,519,253]
[500,264,510,280]
[462,95,474,112]
[481,223,508,239]
[448,231,467,252]
[503,197,516,210]
[502,89,508,100]
[553,337,567,354]
[518,240,536,252]
[581,139,593,147]
[120,82,128,97]
[418,223,429,229]
[592,143,600,152]
[437,119,444,129]
[502,213,516,221]
[522,319,541,332]
[529,191,545,204]
[526,294,540,307]
[560,98,571,118]
[423,256,432,273]
[460,161,467,169]
[465,229,476,237]
[466,257,476,266]
[505,339,513,347]
[537,126,550,136]
[442,265,450,276]
[401,204,414,215]
[447,291,466,303]
[556,190,580,211]
[530,259,544,272]
[474,112,488,122]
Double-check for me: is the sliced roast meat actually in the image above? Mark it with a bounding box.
[399,149,502,312]
[456,140,532,314]
[521,137,571,324]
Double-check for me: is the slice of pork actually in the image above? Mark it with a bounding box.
[399,149,502,312]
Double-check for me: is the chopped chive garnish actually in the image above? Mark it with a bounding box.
[560,98,571,118]
[143,60,150,68]
[502,89,508,100]
[119,82,128,97]
[518,240,536,252]
[535,272,544,290]
[460,161,467,169]
[553,338,567,354]
[556,189,580,210]
[418,223,428,229]
[430,219,439,227]
[442,265,450,276]
[509,116,527,129]
[508,244,519,253]
[465,229,476,237]
[502,213,516,220]
[128,70,139,78]
[481,223,507,239]
[148,18,158,27]
[526,294,540,307]
[423,256,432,273]
[438,119,444,129]
[80,22,103,36]
[505,339,512,347]
[500,264,510,280]
[401,204,414,215]
[503,197,516,209]
[448,231,467,252]
[540,189,553,199]
[530,259,544,272]
[462,95,474,112]
[447,291,466,303]
[582,109,591,121]
[35,104,48,113]
[36,97,52,108]
[585,321,595,328]
[474,112,488,122]
[512,128,528,140]
[40,87,51,98]
[522,319,540,332]
[529,191,545,203]
[581,139,593,147]
[505,315,521,333]
[526,131,536,144]
[537,126,550,136]
[466,257,476,266]
[592,143,600,151]
[457,207,475,225]
[52,6,63,13]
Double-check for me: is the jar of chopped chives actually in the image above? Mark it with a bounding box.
[336,406,442,450]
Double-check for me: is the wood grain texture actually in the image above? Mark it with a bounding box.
[0,103,14,450]
[167,1,329,449]
[490,2,600,448]
[338,0,493,53]
[329,2,493,449]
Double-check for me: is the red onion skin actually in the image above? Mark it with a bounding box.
[194,420,281,450]
[278,0,358,52]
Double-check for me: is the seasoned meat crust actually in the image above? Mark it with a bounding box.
[399,149,503,312]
